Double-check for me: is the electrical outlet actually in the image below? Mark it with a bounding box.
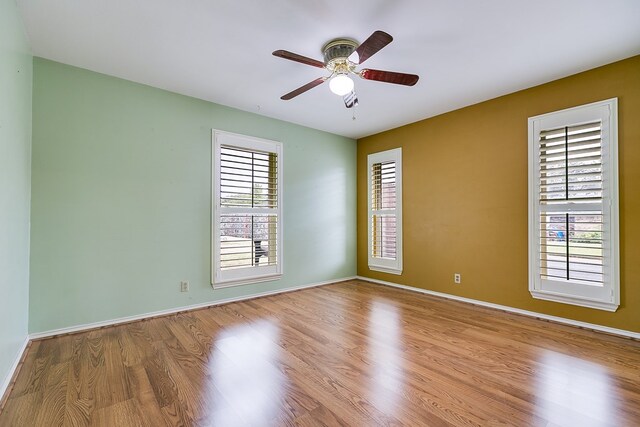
[454,273,461,284]
[180,281,189,292]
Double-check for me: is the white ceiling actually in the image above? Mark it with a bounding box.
[17,0,640,139]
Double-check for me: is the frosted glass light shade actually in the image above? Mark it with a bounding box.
[329,74,354,96]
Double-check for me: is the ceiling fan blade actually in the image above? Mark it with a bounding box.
[272,50,325,68]
[360,69,419,86]
[343,91,358,108]
[349,30,393,64]
[281,77,328,100]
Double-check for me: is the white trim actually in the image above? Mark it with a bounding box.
[28,276,356,340]
[530,289,618,312]
[211,129,284,288]
[527,98,619,311]
[368,265,402,275]
[367,147,403,274]
[1,335,30,402]
[356,276,640,340]
[212,273,283,289]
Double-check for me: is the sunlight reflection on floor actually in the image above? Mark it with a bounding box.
[206,320,285,425]
[367,299,405,413]
[534,349,618,426]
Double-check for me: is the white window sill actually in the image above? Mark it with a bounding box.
[530,290,619,312]
[369,265,402,275]
[212,273,282,290]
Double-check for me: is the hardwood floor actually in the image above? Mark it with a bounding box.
[1,280,639,426]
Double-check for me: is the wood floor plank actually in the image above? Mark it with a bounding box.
[1,280,639,426]
[33,361,68,426]
[125,364,168,427]
[90,398,149,427]
[0,391,41,426]
[9,341,50,398]
[62,397,92,427]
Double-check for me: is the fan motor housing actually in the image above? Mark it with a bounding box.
[322,39,358,73]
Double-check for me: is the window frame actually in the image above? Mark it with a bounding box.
[367,147,403,275]
[527,99,619,311]
[211,130,283,288]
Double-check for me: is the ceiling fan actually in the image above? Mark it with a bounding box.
[273,30,419,108]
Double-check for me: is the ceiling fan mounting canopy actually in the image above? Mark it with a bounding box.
[322,38,358,73]
[272,30,419,106]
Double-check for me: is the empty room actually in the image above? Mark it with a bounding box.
[1,0,639,425]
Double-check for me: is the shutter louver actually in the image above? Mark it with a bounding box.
[219,146,278,271]
[539,212,603,285]
[539,122,602,204]
[220,147,277,208]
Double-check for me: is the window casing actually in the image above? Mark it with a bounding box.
[212,130,283,288]
[528,99,619,311]
[368,148,402,275]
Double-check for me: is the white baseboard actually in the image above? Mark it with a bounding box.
[0,335,30,404]
[357,276,640,340]
[29,276,357,340]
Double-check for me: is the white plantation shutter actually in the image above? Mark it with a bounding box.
[212,131,283,287]
[371,162,397,259]
[528,99,619,311]
[539,123,603,204]
[219,147,278,270]
[538,122,604,285]
[368,148,402,274]
[539,212,603,284]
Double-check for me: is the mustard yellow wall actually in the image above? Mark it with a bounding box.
[357,55,640,333]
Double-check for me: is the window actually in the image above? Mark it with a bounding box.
[212,130,282,288]
[528,99,619,311]
[368,148,402,274]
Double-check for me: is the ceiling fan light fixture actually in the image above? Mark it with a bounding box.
[273,31,417,104]
[329,74,354,96]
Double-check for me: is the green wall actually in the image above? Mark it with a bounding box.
[29,58,356,333]
[0,0,32,388]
